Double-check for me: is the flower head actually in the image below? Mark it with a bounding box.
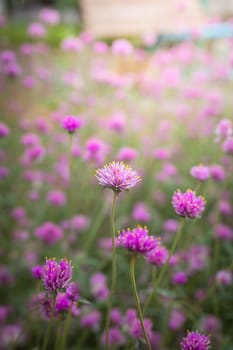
[117,226,159,254]
[172,189,206,219]
[190,165,210,181]
[181,330,211,350]
[42,258,72,293]
[61,115,83,134]
[95,161,140,193]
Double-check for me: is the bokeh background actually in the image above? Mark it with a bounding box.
[0,1,233,350]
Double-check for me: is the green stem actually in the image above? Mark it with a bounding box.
[105,191,118,349]
[61,307,72,350]
[42,295,56,350]
[77,329,88,350]
[68,133,73,219]
[130,255,152,350]
[35,281,40,348]
[143,218,185,313]
[84,202,107,254]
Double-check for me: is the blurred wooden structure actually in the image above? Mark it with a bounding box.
[80,0,206,37]
[207,0,233,18]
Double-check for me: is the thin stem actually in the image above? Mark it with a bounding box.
[143,218,185,313]
[130,255,152,350]
[105,191,118,349]
[68,133,73,219]
[61,307,72,350]
[42,295,56,350]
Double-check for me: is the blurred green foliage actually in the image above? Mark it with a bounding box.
[0,22,82,47]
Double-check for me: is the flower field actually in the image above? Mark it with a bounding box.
[0,12,233,350]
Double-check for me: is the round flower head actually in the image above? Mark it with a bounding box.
[181,330,211,350]
[117,226,159,254]
[190,165,210,181]
[61,115,83,134]
[172,189,206,219]
[42,258,72,294]
[95,161,141,193]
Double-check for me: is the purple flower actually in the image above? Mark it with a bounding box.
[95,161,141,193]
[47,190,66,207]
[190,165,210,181]
[146,245,169,266]
[210,165,225,182]
[35,222,63,245]
[80,310,102,330]
[132,202,151,222]
[32,265,43,280]
[172,189,206,219]
[0,122,10,137]
[55,292,72,313]
[117,226,159,254]
[168,309,186,331]
[181,330,211,350]
[172,271,188,285]
[215,270,232,286]
[42,258,72,293]
[101,327,126,347]
[61,115,83,134]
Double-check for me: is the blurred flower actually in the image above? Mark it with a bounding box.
[39,8,60,25]
[215,270,232,286]
[172,189,206,219]
[112,39,133,55]
[47,190,66,207]
[42,258,72,294]
[132,201,151,222]
[222,137,233,154]
[28,22,47,38]
[180,330,211,350]
[84,137,108,165]
[35,222,63,245]
[61,115,83,134]
[55,292,72,313]
[117,225,159,254]
[80,310,102,330]
[210,165,225,182]
[117,147,138,162]
[32,265,43,280]
[190,165,210,181]
[90,273,109,301]
[101,327,126,347]
[168,309,186,331]
[146,245,169,266]
[215,119,232,142]
[0,122,9,137]
[172,271,188,285]
[96,161,140,193]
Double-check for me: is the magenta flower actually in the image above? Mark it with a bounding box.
[146,245,169,266]
[117,226,159,254]
[190,165,210,181]
[35,222,63,245]
[61,115,83,134]
[95,161,141,193]
[42,258,72,294]
[0,122,10,137]
[172,189,206,219]
[181,330,211,350]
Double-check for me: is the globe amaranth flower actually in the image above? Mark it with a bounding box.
[117,226,159,254]
[190,165,210,181]
[42,258,72,294]
[172,189,206,219]
[146,245,169,266]
[95,161,141,193]
[181,330,211,350]
[61,115,83,134]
